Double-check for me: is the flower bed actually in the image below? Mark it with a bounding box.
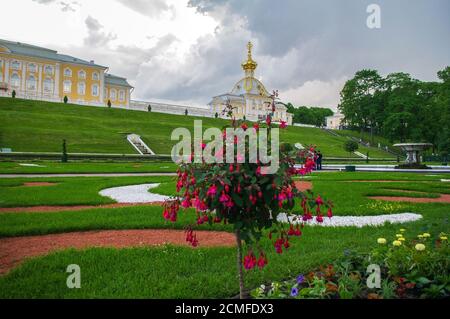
[251,229,449,299]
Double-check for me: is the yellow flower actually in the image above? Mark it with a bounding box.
[440,236,448,241]
[393,240,402,247]
[377,238,387,244]
[415,244,426,251]
[396,234,403,238]
[423,233,431,238]
[400,229,406,233]
[398,237,406,241]
[418,235,424,239]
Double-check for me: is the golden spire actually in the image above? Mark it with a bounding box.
[241,41,257,74]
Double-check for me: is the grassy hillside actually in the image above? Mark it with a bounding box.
[0,97,393,158]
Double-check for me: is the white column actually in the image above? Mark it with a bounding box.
[54,63,60,99]
[38,64,42,97]
[21,62,26,92]
[4,60,9,86]
[100,71,104,103]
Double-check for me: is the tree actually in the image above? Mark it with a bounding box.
[61,139,68,163]
[163,96,333,299]
[185,109,188,116]
[215,112,219,119]
[338,69,384,141]
[63,96,68,104]
[12,90,16,98]
[107,100,112,108]
[148,105,152,112]
[284,104,333,127]
[344,140,359,157]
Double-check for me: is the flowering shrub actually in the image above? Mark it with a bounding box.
[252,229,449,299]
[163,93,333,298]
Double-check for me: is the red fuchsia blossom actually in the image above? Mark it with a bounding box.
[244,252,257,270]
[257,253,268,269]
[280,121,288,129]
[266,116,272,126]
[241,123,248,131]
[316,195,324,206]
[316,214,324,223]
[253,123,260,131]
[327,208,333,218]
[207,185,217,197]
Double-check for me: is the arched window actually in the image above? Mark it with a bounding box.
[27,75,36,90]
[78,70,86,79]
[44,65,53,75]
[11,73,20,87]
[77,82,86,95]
[91,84,99,96]
[28,63,37,73]
[44,77,54,93]
[119,90,125,102]
[110,89,116,101]
[11,61,21,70]
[63,80,72,93]
[92,72,99,81]
[64,68,72,77]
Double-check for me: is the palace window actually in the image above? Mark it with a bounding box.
[77,82,86,95]
[92,84,99,97]
[11,61,21,70]
[11,73,20,87]
[64,68,72,77]
[78,70,86,79]
[110,89,116,101]
[44,77,54,93]
[119,90,125,102]
[92,72,99,81]
[63,80,72,93]
[44,65,53,75]
[27,75,37,90]
[28,63,37,73]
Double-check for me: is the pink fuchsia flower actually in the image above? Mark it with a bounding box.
[316,195,324,206]
[181,197,192,208]
[280,121,288,129]
[253,123,260,131]
[207,185,217,197]
[266,116,272,126]
[316,214,324,223]
[257,253,268,269]
[243,252,257,270]
[241,123,248,131]
[327,208,333,218]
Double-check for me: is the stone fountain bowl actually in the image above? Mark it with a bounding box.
[394,143,433,169]
[393,143,433,151]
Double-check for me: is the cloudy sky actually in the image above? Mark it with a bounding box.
[1,0,449,109]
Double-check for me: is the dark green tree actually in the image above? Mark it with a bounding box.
[12,90,16,98]
[61,139,68,163]
[63,96,68,104]
[343,140,359,157]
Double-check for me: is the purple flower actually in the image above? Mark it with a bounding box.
[296,275,305,285]
[290,287,299,297]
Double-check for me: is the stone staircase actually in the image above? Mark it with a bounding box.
[127,134,155,155]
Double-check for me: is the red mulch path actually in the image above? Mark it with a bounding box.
[0,202,165,214]
[294,180,313,192]
[369,194,450,203]
[22,182,58,187]
[0,230,236,274]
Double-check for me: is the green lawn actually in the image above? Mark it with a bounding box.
[0,161,177,174]
[0,97,394,158]
[0,172,448,298]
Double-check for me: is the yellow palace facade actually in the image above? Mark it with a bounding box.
[0,39,132,107]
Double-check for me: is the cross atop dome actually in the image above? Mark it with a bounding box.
[241,41,257,76]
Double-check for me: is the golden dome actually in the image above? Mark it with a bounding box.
[241,41,257,72]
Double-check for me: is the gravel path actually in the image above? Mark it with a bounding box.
[277,212,422,227]
[0,229,235,274]
[99,183,171,203]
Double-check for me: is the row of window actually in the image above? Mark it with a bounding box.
[7,74,125,101]
[2,60,100,81]
[64,68,99,81]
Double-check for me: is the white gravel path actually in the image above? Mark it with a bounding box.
[99,183,170,203]
[99,183,423,227]
[277,212,422,228]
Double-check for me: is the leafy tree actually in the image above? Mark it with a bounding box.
[63,96,68,104]
[107,100,112,108]
[11,90,16,98]
[344,140,359,157]
[285,103,333,127]
[185,109,188,116]
[215,112,219,119]
[148,105,152,112]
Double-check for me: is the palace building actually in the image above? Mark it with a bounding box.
[0,39,132,107]
[209,42,293,125]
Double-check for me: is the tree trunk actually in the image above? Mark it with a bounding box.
[235,229,245,299]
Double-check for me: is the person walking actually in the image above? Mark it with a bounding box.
[317,151,323,170]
